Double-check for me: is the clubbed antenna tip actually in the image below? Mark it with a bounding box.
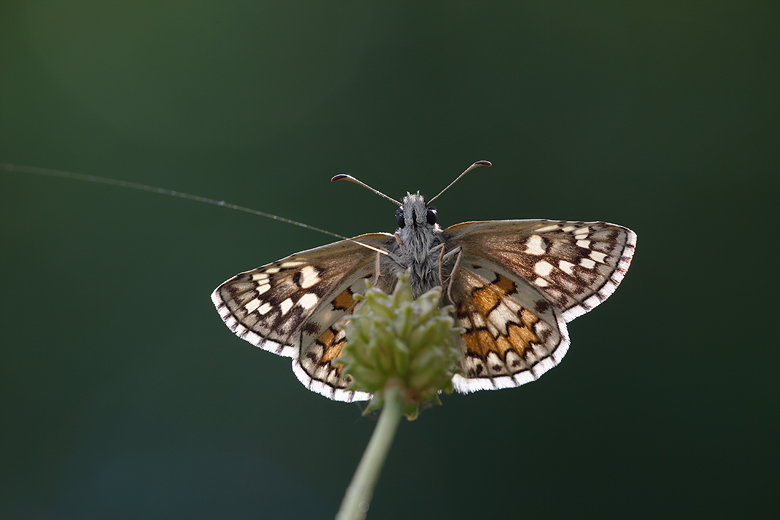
[331,173,402,206]
[428,160,492,203]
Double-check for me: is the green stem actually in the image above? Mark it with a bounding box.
[336,387,403,520]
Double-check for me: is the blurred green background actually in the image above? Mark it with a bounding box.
[1,2,778,519]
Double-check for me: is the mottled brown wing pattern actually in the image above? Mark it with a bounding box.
[211,233,394,402]
[444,220,635,392]
[444,220,636,322]
[448,264,567,392]
[293,279,372,402]
[212,215,635,400]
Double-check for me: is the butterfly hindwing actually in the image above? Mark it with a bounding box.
[293,279,373,402]
[448,263,568,392]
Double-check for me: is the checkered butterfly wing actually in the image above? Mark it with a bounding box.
[211,233,397,402]
[442,220,636,392]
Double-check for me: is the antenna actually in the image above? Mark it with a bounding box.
[0,163,369,246]
[331,174,402,206]
[1,163,393,256]
[428,160,491,204]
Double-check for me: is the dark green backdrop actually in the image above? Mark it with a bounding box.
[1,2,778,519]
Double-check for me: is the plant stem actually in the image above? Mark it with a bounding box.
[336,387,403,520]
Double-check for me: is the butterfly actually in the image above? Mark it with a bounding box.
[211,161,636,402]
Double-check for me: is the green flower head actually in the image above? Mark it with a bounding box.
[337,271,461,419]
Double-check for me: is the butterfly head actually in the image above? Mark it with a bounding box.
[396,192,438,232]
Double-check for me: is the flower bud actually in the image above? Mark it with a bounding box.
[337,271,461,419]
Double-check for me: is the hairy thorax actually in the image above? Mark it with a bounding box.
[385,192,448,299]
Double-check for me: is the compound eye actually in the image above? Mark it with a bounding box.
[396,210,405,228]
[426,208,437,225]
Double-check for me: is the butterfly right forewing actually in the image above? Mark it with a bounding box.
[444,220,636,322]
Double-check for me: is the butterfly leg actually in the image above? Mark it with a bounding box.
[441,246,463,306]
[374,250,383,284]
[433,243,447,288]
[394,231,409,267]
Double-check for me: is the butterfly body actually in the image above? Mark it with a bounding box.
[212,185,636,402]
[388,192,447,297]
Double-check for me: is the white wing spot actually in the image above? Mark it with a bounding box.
[523,234,547,255]
[590,251,607,263]
[280,260,305,268]
[575,233,588,240]
[279,298,294,316]
[535,224,560,233]
[244,299,261,313]
[486,320,499,337]
[489,304,515,335]
[256,282,270,295]
[575,227,590,235]
[559,260,575,276]
[534,277,549,287]
[471,312,486,328]
[534,260,554,277]
[579,257,596,269]
[258,302,272,315]
[298,292,318,311]
[265,267,280,274]
[576,240,591,248]
[299,265,321,289]
[251,273,269,282]
[560,225,577,232]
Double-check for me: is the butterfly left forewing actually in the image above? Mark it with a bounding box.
[211,233,395,401]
